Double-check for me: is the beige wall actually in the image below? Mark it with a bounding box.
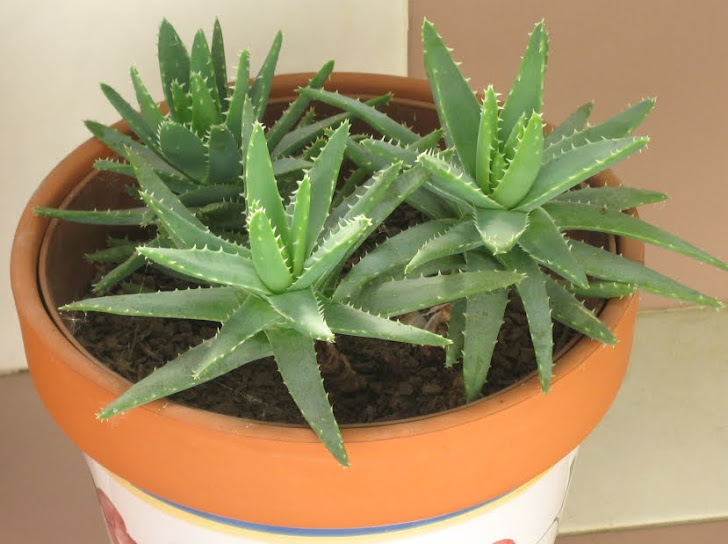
[409,0,728,309]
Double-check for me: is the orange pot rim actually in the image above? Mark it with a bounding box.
[11,73,643,529]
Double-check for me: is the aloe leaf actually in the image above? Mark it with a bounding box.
[129,150,247,255]
[569,240,723,307]
[190,72,223,137]
[491,112,544,208]
[421,19,480,177]
[62,287,244,321]
[301,122,349,256]
[93,159,133,177]
[497,247,553,391]
[406,186,458,220]
[503,113,527,164]
[360,138,419,168]
[344,138,389,173]
[194,297,282,378]
[500,21,548,141]
[178,184,242,206]
[410,129,444,152]
[207,125,240,184]
[239,95,256,164]
[225,50,250,144]
[267,288,333,341]
[272,157,312,178]
[196,201,246,230]
[170,81,193,124]
[92,252,148,293]
[99,333,272,418]
[35,207,147,226]
[293,216,371,290]
[544,278,617,345]
[553,186,668,210]
[544,99,655,162]
[323,301,449,347]
[290,177,311,277]
[475,86,499,191]
[190,30,222,107]
[266,329,347,466]
[474,208,530,255]
[248,203,293,293]
[406,219,483,273]
[85,244,135,264]
[417,153,504,210]
[516,137,649,212]
[250,31,282,120]
[567,280,638,298]
[266,60,335,149]
[210,19,228,111]
[300,88,419,145]
[139,246,270,295]
[334,219,455,302]
[351,269,523,317]
[159,122,208,182]
[545,201,728,271]
[444,298,466,368]
[544,102,593,148]
[518,207,587,287]
[245,123,290,245]
[130,67,164,129]
[158,19,190,122]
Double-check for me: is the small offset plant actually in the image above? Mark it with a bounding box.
[41,19,727,466]
[335,20,727,401]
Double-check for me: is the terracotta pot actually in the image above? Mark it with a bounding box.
[11,73,642,543]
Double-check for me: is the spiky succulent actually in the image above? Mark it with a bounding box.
[341,20,727,401]
[62,120,523,465]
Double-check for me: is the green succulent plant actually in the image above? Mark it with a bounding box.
[339,20,727,401]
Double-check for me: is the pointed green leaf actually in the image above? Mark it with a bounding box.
[334,219,455,301]
[194,297,283,378]
[248,204,293,293]
[323,301,449,347]
[351,269,523,317]
[500,21,548,140]
[544,102,593,148]
[35,207,147,226]
[266,60,336,149]
[207,125,240,184]
[406,219,483,273]
[566,280,638,298]
[491,112,544,208]
[245,123,290,245]
[130,67,164,129]
[85,244,136,264]
[474,208,530,254]
[99,333,272,417]
[267,329,347,466]
[445,298,466,368]
[272,157,313,177]
[544,99,655,162]
[159,121,208,182]
[544,278,617,345]
[516,137,649,211]
[92,252,148,293]
[170,81,193,124]
[518,207,587,287]
[62,287,244,321]
[178,184,242,206]
[497,247,553,391]
[250,31,282,121]
[290,177,311,277]
[299,88,419,145]
[157,19,190,122]
[475,86,499,191]
[267,288,333,341]
[554,186,668,210]
[417,153,504,209]
[139,247,270,295]
[190,29,222,108]
[360,138,419,168]
[100,84,158,149]
[570,240,722,307]
[421,19,481,177]
[293,216,371,290]
[406,186,459,220]
[545,201,728,271]
[503,113,527,163]
[210,19,229,111]
[190,72,222,137]
[225,50,250,144]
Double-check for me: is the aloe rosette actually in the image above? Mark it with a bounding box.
[337,20,728,402]
[62,121,523,465]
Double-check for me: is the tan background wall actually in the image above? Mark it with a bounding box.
[409,0,727,309]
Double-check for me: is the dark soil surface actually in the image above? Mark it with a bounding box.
[64,205,581,425]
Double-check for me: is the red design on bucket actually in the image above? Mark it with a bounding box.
[96,488,138,544]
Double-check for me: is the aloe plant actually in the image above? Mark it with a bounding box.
[338,20,728,401]
[62,121,523,465]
